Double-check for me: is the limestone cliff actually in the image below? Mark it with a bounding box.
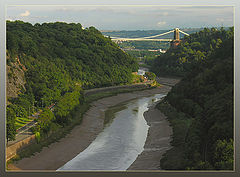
[6,52,26,102]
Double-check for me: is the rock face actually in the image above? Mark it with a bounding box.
[6,53,26,102]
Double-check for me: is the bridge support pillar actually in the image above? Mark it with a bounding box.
[174,28,180,40]
[171,28,181,48]
[171,40,181,48]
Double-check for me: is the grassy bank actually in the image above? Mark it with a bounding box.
[15,117,33,130]
[7,84,157,167]
[156,100,193,170]
[7,103,90,167]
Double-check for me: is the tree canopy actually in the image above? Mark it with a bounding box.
[157,27,234,170]
[6,20,139,140]
[151,27,233,77]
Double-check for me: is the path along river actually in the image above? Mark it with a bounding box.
[58,94,165,171]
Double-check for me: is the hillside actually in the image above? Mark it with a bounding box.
[151,27,233,77]
[155,27,233,170]
[6,20,138,141]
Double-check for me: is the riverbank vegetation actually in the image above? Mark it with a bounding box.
[7,84,156,166]
[156,27,233,170]
[6,20,138,142]
[8,102,90,166]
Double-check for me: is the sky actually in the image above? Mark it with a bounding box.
[6,5,234,30]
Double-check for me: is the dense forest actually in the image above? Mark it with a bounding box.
[124,49,161,67]
[151,27,233,77]
[156,27,234,170]
[6,21,234,170]
[6,21,138,141]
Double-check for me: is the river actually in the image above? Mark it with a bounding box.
[57,94,165,171]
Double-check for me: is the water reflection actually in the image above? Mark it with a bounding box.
[58,94,165,171]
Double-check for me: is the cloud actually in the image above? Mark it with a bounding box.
[157,21,166,26]
[20,10,30,17]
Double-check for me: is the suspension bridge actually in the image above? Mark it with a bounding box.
[106,28,189,42]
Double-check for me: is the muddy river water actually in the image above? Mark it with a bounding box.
[58,94,165,171]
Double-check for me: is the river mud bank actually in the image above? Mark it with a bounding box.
[127,101,172,170]
[8,84,172,171]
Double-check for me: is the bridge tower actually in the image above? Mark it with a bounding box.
[174,28,180,40]
[171,28,181,48]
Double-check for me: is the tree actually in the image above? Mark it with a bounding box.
[37,108,55,133]
[6,107,16,142]
[6,20,139,141]
[144,72,156,80]
[8,104,27,118]
[214,139,233,170]
[157,27,233,170]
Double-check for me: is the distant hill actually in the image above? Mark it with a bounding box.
[101,28,231,50]
[101,28,202,51]
[101,28,204,39]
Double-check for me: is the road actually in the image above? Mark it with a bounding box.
[7,115,38,147]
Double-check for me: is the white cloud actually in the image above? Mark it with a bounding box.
[20,10,30,17]
[157,21,166,26]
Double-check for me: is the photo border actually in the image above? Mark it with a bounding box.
[1,0,239,177]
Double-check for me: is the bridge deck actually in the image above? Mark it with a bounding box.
[111,38,172,41]
[106,28,189,42]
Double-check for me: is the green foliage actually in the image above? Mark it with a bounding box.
[54,87,82,125]
[10,93,34,116]
[157,27,233,170]
[6,107,17,142]
[213,139,233,170]
[35,132,41,143]
[126,50,161,58]
[126,49,161,67]
[151,27,233,77]
[36,108,55,133]
[8,104,28,118]
[131,74,144,83]
[7,21,138,108]
[7,21,138,91]
[157,102,191,170]
[6,20,139,140]
[15,117,32,130]
[144,72,156,80]
[120,41,170,50]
